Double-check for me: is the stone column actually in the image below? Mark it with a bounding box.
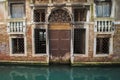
[45,24,49,63]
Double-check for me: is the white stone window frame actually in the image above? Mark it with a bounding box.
[71,8,90,63]
[93,0,115,57]
[32,25,49,58]
[9,35,27,56]
[93,34,113,57]
[8,1,25,19]
[93,0,115,18]
[70,24,89,64]
[31,7,47,24]
[72,25,89,57]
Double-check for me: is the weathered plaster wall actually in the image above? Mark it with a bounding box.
[0,25,9,55]
[113,25,120,61]
[115,0,120,20]
[0,2,5,21]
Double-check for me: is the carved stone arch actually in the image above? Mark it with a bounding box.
[48,8,72,23]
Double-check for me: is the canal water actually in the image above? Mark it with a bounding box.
[0,65,120,80]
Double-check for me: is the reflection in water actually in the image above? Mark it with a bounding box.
[10,71,27,80]
[35,75,46,80]
[0,66,120,80]
[94,76,109,80]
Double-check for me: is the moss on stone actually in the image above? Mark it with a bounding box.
[72,62,120,67]
[0,61,49,67]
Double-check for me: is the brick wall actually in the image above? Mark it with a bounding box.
[0,24,47,62]
[0,0,48,63]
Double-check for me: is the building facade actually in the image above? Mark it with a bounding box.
[0,0,120,65]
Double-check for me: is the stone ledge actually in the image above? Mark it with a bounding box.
[0,60,49,66]
[72,62,120,67]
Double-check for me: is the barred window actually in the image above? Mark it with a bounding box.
[34,9,45,22]
[10,3,25,18]
[95,0,111,17]
[74,29,86,54]
[12,38,24,54]
[96,37,109,54]
[74,8,87,22]
[34,29,46,54]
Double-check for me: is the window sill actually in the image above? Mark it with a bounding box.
[93,54,110,57]
[95,32,114,35]
[32,22,46,25]
[10,53,27,56]
[32,54,48,57]
[94,17,114,20]
[73,54,88,57]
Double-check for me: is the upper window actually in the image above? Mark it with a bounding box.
[34,9,45,22]
[74,8,87,22]
[95,0,111,17]
[10,3,25,18]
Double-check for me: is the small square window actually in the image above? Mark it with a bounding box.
[12,38,24,54]
[74,8,87,22]
[96,37,109,54]
[34,9,45,22]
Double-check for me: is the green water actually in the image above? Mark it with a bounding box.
[0,66,120,80]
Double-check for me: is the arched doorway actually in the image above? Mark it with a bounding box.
[48,9,72,63]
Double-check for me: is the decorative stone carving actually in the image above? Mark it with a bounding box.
[48,9,71,23]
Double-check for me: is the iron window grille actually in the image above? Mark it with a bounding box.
[74,8,87,22]
[34,9,45,22]
[74,28,86,54]
[96,37,109,54]
[34,29,46,54]
[12,38,24,54]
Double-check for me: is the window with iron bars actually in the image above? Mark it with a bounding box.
[74,8,87,22]
[96,37,109,54]
[34,29,46,54]
[34,9,45,22]
[12,38,24,54]
[74,28,86,54]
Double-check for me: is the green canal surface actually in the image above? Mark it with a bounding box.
[0,65,120,80]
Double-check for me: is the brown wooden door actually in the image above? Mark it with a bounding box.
[49,30,71,63]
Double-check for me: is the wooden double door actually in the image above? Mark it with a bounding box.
[49,25,71,63]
